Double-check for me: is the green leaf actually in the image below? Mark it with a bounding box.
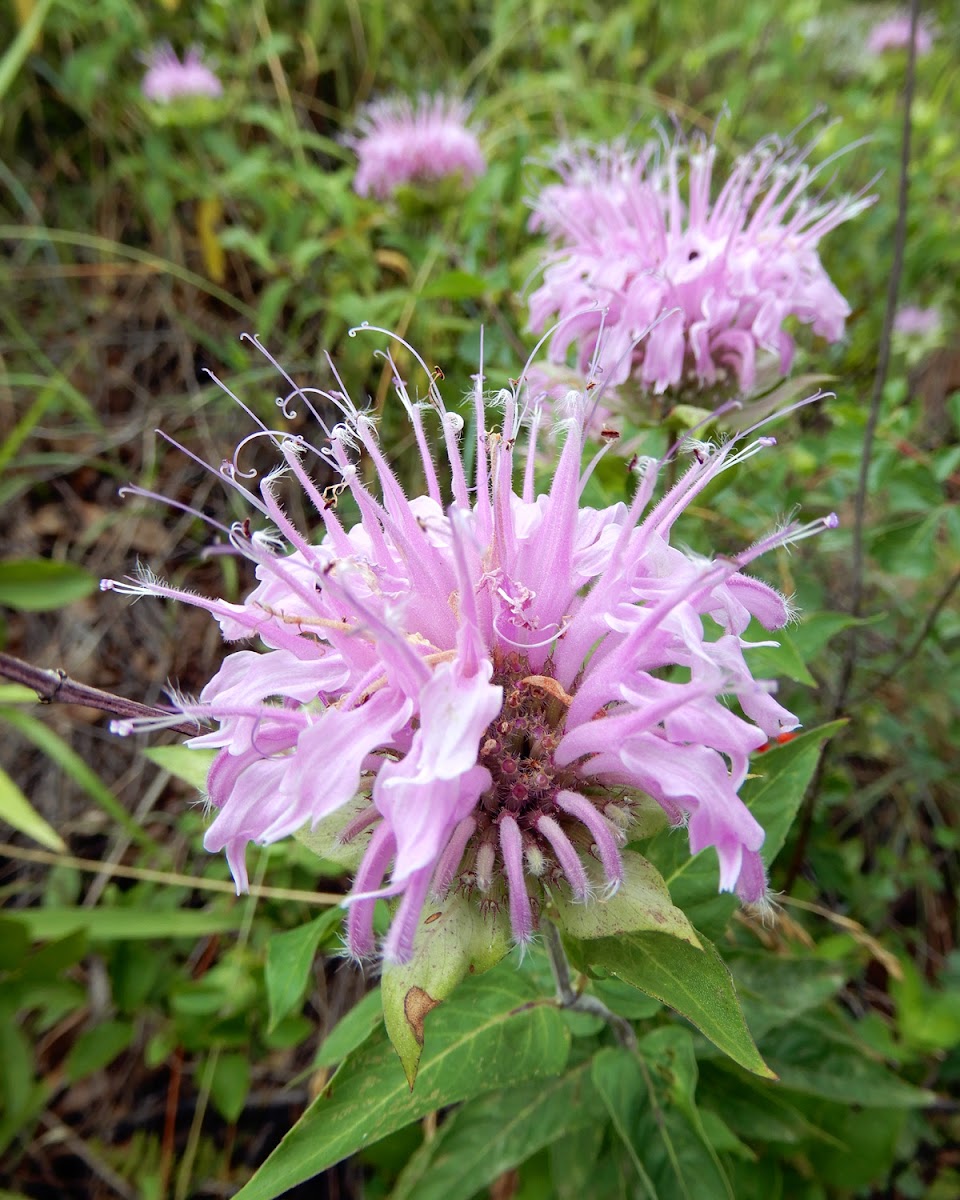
[0,558,97,611]
[761,1025,934,1107]
[0,1015,40,1156]
[742,623,816,687]
[584,931,774,1078]
[389,1063,598,1200]
[265,908,343,1032]
[65,1019,134,1082]
[420,269,490,300]
[206,1051,252,1124]
[234,965,570,1200]
[0,918,29,970]
[5,906,244,942]
[0,707,161,853]
[0,764,65,851]
[592,1047,660,1199]
[143,745,216,792]
[638,722,846,938]
[726,952,845,1040]
[698,1063,840,1148]
[744,721,847,867]
[381,889,512,1086]
[637,1027,735,1199]
[550,850,700,946]
[313,988,382,1069]
[549,1117,607,1200]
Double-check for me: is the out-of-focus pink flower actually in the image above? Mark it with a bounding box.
[867,13,935,56]
[528,130,874,398]
[103,331,836,964]
[141,44,223,104]
[893,305,941,336]
[345,94,485,200]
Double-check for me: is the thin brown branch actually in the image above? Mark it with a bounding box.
[850,564,960,705]
[833,0,920,712]
[786,0,921,891]
[0,651,201,737]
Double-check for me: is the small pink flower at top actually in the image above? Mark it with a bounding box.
[346,94,485,200]
[893,305,942,337]
[867,12,935,57]
[527,127,874,400]
[141,44,223,104]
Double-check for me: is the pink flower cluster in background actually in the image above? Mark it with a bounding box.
[104,333,835,964]
[346,94,485,200]
[528,130,874,398]
[141,45,223,104]
[866,12,935,57]
[893,305,941,337]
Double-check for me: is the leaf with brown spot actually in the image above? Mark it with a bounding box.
[382,891,511,1086]
[403,986,440,1048]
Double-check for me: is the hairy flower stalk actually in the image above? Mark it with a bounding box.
[103,330,836,964]
[528,126,875,397]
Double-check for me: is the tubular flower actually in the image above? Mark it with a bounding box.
[527,128,874,397]
[141,44,223,104]
[102,331,836,964]
[345,94,485,200]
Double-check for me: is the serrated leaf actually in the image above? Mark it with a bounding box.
[0,558,96,611]
[143,745,215,792]
[233,965,570,1200]
[0,764,65,851]
[550,850,700,946]
[265,908,343,1032]
[381,889,511,1086]
[389,1063,597,1200]
[585,931,774,1078]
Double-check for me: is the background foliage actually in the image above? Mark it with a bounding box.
[1,0,958,1197]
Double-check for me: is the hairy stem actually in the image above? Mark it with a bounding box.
[541,917,636,1049]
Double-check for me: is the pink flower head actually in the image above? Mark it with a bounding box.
[893,304,941,337]
[528,128,874,398]
[345,94,485,200]
[866,13,935,56]
[141,44,223,104]
[103,331,836,964]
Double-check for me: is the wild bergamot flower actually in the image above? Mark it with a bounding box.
[103,330,835,963]
[141,44,223,104]
[345,94,485,200]
[527,126,874,399]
